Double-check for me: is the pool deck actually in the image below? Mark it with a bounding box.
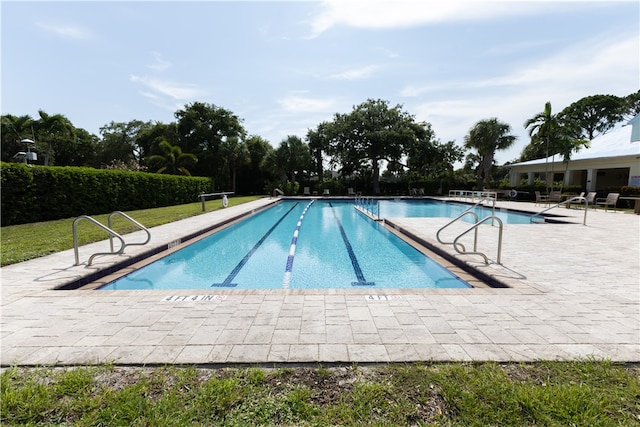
[2,197,638,366]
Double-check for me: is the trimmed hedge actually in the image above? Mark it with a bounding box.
[1,163,212,226]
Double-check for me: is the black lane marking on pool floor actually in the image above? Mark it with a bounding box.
[328,202,375,286]
[211,202,300,287]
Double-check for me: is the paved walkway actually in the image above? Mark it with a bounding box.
[2,197,638,365]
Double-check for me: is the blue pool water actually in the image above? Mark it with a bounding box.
[99,200,473,290]
[373,199,533,224]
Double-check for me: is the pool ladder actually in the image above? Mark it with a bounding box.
[73,211,151,266]
[530,196,589,225]
[436,197,503,264]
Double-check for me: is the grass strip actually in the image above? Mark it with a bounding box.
[2,361,639,426]
[0,195,264,266]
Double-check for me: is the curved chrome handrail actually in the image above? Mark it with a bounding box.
[531,196,588,225]
[108,211,151,252]
[73,216,126,266]
[452,216,504,264]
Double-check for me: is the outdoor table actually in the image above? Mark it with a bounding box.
[619,196,640,214]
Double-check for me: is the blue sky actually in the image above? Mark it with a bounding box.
[2,1,638,165]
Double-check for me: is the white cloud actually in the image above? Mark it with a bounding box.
[148,52,171,72]
[309,0,555,36]
[36,22,91,40]
[407,33,638,163]
[129,75,206,100]
[329,65,379,80]
[277,95,339,113]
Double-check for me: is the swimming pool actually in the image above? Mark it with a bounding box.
[370,199,534,224]
[99,200,472,291]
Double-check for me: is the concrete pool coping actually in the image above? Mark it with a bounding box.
[2,197,638,365]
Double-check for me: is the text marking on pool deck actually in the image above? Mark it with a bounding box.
[162,295,227,302]
[366,295,402,301]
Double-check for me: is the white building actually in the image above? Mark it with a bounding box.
[508,114,640,192]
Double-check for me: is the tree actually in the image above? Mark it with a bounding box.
[306,121,332,178]
[406,122,463,178]
[174,102,245,179]
[146,140,197,176]
[97,120,148,168]
[559,94,626,140]
[136,121,180,165]
[56,128,99,167]
[463,118,516,190]
[1,114,34,162]
[219,136,250,193]
[236,135,274,194]
[33,110,75,166]
[524,102,559,192]
[263,135,312,185]
[324,99,419,194]
[623,90,640,118]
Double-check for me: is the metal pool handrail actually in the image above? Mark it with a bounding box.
[452,216,504,264]
[436,211,479,253]
[73,211,151,266]
[355,196,380,220]
[108,211,151,252]
[531,196,588,225]
[436,195,496,248]
[73,216,126,266]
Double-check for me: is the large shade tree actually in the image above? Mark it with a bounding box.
[98,120,149,168]
[174,102,245,181]
[559,94,626,140]
[464,118,516,190]
[323,99,420,194]
[406,122,464,178]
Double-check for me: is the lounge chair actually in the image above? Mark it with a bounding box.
[303,187,311,196]
[584,192,597,209]
[347,188,355,196]
[322,189,330,196]
[596,192,620,212]
[534,191,549,206]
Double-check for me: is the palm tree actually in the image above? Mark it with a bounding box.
[463,118,516,190]
[220,136,250,193]
[34,110,75,166]
[146,140,197,176]
[524,102,558,193]
[1,114,33,161]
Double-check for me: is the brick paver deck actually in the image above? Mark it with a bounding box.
[2,197,638,365]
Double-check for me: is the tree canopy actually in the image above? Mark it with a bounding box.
[464,118,516,190]
[3,90,637,196]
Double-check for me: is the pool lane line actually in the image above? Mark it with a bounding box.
[328,202,375,286]
[282,200,315,289]
[211,202,300,287]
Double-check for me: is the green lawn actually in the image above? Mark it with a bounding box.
[0,195,265,266]
[2,361,638,426]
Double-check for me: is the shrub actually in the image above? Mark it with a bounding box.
[0,163,212,226]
